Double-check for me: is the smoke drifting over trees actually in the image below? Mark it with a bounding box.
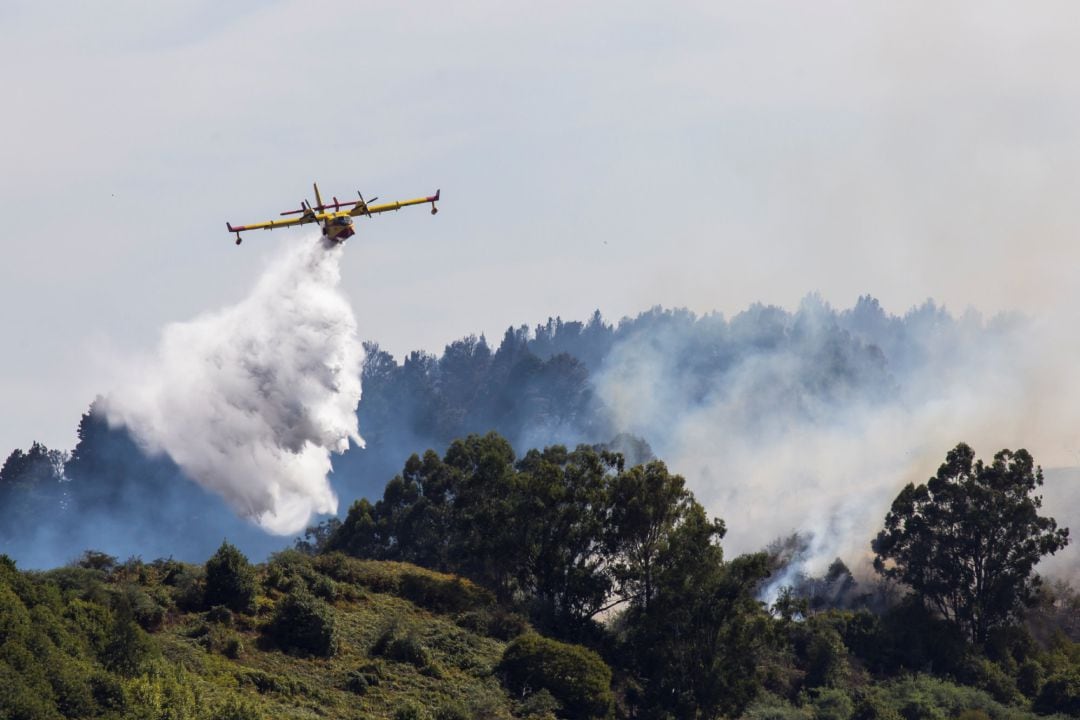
[1,254,1077,585]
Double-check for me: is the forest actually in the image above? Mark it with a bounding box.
[1,298,1078,717]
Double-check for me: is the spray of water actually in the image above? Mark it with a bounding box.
[104,236,364,535]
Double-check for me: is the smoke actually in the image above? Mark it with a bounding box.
[104,236,363,535]
[593,297,1080,600]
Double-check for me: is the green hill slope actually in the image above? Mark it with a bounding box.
[0,550,609,720]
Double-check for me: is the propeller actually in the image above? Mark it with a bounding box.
[356,191,378,217]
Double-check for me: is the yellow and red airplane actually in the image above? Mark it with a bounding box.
[227,182,439,245]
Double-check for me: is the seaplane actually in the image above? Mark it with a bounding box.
[226,182,439,245]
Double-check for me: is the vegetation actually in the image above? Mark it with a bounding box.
[1,427,1078,717]
[873,443,1070,643]
[499,632,613,719]
[204,540,257,613]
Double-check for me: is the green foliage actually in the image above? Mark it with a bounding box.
[204,541,256,613]
[882,675,1042,720]
[873,443,1070,643]
[314,553,497,617]
[518,688,561,718]
[623,523,771,719]
[102,597,159,677]
[1015,659,1044,698]
[373,623,436,670]
[213,695,262,720]
[267,586,338,657]
[343,660,383,695]
[433,699,470,720]
[499,632,613,720]
[811,688,854,720]
[739,693,814,719]
[394,701,429,720]
[795,619,850,689]
[1034,669,1080,716]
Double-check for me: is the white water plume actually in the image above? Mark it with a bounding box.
[105,236,364,534]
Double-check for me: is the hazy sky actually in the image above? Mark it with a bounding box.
[3,1,1080,454]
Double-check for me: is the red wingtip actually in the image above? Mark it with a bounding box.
[226,222,235,232]
[434,189,440,201]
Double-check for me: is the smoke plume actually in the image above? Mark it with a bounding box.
[104,236,363,534]
[592,298,1080,599]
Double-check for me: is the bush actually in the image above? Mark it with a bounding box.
[849,688,901,720]
[1016,659,1044,699]
[344,661,383,695]
[223,635,244,659]
[499,632,613,720]
[207,605,234,626]
[267,587,337,657]
[102,608,157,677]
[456,607,529,640]
[812,688,853,720]
[394,701,429,720]
[1034,669,1080,716]
[372,624,435,671]
[213,696,262,720]
[205,541,255,614]
[434,699,470,720]
[739,693,813,720]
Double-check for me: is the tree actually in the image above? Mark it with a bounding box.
[621,503,771,719]
[205,541,256,613]
[268,587,338,657]
[872,443,1069,644]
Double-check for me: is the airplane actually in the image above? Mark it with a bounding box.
[226,182,439,245]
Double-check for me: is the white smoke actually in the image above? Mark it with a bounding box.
[104,236,364,535]
[594,298,1080,600]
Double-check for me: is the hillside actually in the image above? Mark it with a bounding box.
[3,434,1079,719]
[0,549,611,720]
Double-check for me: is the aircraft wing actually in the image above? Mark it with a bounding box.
[350,190,440,217]
[226,214,321,234]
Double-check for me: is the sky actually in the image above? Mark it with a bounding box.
[3,1,1080,455]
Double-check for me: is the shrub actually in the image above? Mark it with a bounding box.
[90,671,126,712]
[205,541,255,614]
[1016,659,1044,699]
[267,587,337,657]
[499,632,613,720]
[434,700,469,720]
[812,688,854,720]
[344,661,383,695]
[739,693,813,720]
[517,688,562,718]
[102,607,157,677]
[214,696,262,720]
[1034,669,1080,716]
[456,607,529,640]
[372,624,435,670]
[223,635,244,659]
[974,658,1022,706]
[849,688,901,720]
[394,701,429,720]
[801,623,850,689]
[207,605,234,626]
